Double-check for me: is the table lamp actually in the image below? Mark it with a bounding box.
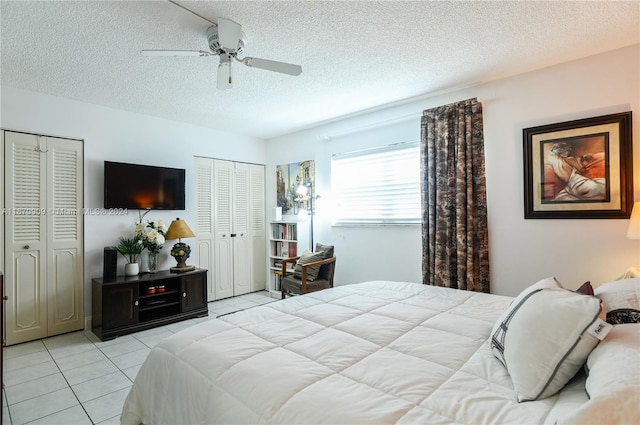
[166,218,196,273]
[627,202,640,240]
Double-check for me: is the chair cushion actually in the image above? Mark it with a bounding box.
[293,250,325,281]
[315,243,334,280]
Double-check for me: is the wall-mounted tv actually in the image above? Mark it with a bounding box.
[104,161,186,210]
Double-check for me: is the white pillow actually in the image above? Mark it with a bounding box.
[490,277,603,401]
[559,323,640,424]
[594,278,640,324]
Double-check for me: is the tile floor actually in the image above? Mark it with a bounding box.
[2,290,275,425]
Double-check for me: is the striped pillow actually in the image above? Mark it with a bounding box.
[293,250,324,281]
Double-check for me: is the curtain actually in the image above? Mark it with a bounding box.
[420,98,490,292]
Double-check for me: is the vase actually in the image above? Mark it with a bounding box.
[148,252,159,273]
[125,262,139,276]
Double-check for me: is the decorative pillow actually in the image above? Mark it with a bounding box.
[315,243,334,280]
[576,281,594,296]
[595,278,640,324]
[293,250,324,281]
[490,277,604,401]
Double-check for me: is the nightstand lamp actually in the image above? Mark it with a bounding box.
[166,218,196,273]
[627,202,640,240]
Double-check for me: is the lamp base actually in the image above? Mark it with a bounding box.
[170,265,196,273]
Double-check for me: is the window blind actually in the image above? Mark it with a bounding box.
[331,142,420,225]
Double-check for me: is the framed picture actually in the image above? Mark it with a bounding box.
[276,160,315,216]
[523,112,633,219]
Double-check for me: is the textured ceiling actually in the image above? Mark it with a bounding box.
[1,1,639,139]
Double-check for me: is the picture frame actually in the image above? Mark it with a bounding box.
[523,112,633,219]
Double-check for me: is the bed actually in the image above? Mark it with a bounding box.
[121,278,640,424]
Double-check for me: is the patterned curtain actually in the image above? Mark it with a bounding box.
[420,98,490,292]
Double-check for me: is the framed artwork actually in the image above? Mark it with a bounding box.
[523,112,633,219]
[276,160,315,216]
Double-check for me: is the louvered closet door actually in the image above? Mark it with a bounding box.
[5,132,48,344]
[4,132,83,345]
[213,160,234,300]
[249,164,266,292]
[194,158,215,301]
[45,138,83,337]
[232,163,251,296]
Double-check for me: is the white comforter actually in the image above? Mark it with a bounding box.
[121,281,590,424]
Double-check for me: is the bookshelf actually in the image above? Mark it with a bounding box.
[268,220,310,298]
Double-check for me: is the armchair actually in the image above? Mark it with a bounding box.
[280,249,336,299]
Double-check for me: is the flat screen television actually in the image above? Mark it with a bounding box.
[104,161,186,210]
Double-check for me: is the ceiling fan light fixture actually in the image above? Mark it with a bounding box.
[217,53,232,89]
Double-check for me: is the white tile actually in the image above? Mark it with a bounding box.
[218,297,255,307]
[2,361,59,387]
[121,364,142,382]
[62,359,119,386]
[97,414,123,425]
[47,340,96,360]
[211,304,240,316]
[26,405,92,425]
[133,329,173,348]
[129,326,168,339]
[54,347,108,372]
[98,338,147,358]
[239,292,272,302]
[4,351,52,372]
[41,332,91,350]
[2,406,11,425]
[163,319,197,333]
[92,334,137,348]
[71,371,132,403]
[4,341,46,360]
[82,387,131,424]
[109,347,150,370]
[8,387,77,425]
[5,373,68,405]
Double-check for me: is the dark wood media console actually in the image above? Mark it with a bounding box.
[92,268,208,341]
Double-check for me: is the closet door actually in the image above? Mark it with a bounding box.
[213,159,234,300]
[232,163,250,296]
[194,157,215,301]
[4,132,83,345]
[249,164,266,292]
[45,138,83,336]
[5,132,48,344]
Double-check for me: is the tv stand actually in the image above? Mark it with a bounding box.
[92,268,208,341]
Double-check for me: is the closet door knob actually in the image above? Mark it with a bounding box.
[23,245,30,249]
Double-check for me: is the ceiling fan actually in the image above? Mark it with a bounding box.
[142,17,302,89]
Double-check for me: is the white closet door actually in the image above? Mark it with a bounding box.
[232,163,250,296]
[5,132,48,344]
[249,164,266,292]
[194,157,215,301]
[46,137,83,336]
[213,159,234,300]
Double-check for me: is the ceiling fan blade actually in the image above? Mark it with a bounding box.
[217,54,233,90]
[217,18,242,52]
[141,50,211,57]
[242,57,302,76]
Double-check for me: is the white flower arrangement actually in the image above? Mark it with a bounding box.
[140,219,168,254]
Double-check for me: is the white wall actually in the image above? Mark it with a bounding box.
[266,44,640,296]
[0,86,266,323]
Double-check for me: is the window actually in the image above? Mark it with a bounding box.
[331,141,420,225]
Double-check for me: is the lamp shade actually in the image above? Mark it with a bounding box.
[627,202,640,240]
[166,218,195,240]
